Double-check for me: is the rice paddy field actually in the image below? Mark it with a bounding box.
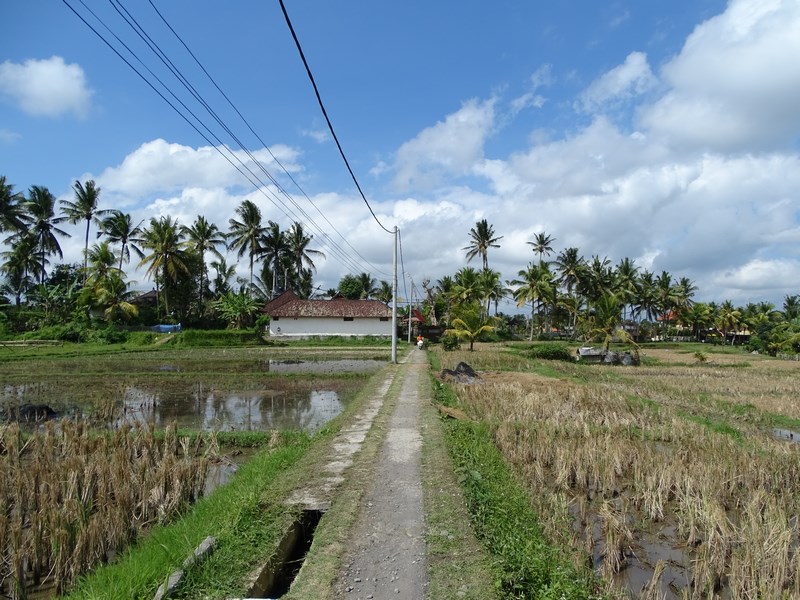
[0,345,386,599]
[433,342,800,599]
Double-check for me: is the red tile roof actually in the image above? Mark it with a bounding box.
[263,292,391,318]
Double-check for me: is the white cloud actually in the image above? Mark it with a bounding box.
[95,139,301,200]
[0,56,92,118]
[302,128,330,143]
[0,129,20,143]
[391,98,496,191]
[577,52,657,113]
[639,0,800,151]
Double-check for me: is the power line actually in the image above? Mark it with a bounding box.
[64,0,390,280]
[278,0,394,235]
[100,0,383,279]
[144,0,380,275]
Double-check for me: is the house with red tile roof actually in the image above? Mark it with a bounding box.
[262,291,393,338]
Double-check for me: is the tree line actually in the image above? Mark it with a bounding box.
[0,176,325,329]
[426,219,800,355]
[3,176,799,354]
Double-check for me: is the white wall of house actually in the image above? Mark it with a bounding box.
[269,316,392,337]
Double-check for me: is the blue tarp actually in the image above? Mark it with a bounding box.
[151,323,182,333]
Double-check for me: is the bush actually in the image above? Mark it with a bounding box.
[524,342,574,362]
[440,333,461,351]
[174,329,265,347]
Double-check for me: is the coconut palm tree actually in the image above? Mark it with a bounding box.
[210,257,236,297]
[782,294,800,321]
[634,270,659,323]
[613,258,639,322]
[656,271,678,336]
[356,272,378,300]
[554,247,586,334]
[511,262,555,340]
[477,268,502,319]
[24,186,70,284]
[96,271,139,324]
[260,220,288,297]
[682,302,713,341]
[463,219,502,270]
[285,222,325,288]
[444,304,498,351]
[61,180,109,283]
[376,280,393,304]
[182,215,226,305]
[99,210,144,274]
[450,267,483,307]
[227,199,265,291]
[139,216,189,318]
[717,300,742,345]
[0,239,36,306]
[0,176,25,234]
[527,232,556,266]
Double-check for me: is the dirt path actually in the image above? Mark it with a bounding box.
[333,348,428,599]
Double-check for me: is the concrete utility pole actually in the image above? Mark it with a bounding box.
[391,226,398,364]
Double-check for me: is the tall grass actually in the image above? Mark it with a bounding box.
[433,345,800,598]
[0,421,208,597]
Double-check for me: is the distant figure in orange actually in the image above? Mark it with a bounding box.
[416,335,424,350]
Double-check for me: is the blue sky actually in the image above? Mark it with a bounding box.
[2,0,799,310]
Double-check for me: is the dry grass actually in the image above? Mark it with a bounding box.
[0,421,209,597]
[434,344,800,598]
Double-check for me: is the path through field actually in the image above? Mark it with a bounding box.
[333,348,428,599]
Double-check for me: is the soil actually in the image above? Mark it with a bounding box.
[333,349,428,599]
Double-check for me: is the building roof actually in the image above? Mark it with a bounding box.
[263,291,392,318]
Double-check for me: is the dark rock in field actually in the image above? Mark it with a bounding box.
[439,362,480,384]
[9,403,59,423]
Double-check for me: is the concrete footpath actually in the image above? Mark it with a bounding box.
[333,348,429,599]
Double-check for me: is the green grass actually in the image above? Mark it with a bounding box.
[64,431,312,599]
[434,383,602,599]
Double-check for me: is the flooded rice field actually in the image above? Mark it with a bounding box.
[0,348,387,433]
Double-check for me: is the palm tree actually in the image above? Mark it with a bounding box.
[210,257,236,297]
[260,220,288,297]
[95,272,139,324]
[0,176,25,234]
[444,304,498,351]
[463,219,502,270]
[581,255,614,305]
[85,241,118,288]
[356,272,378,300]
[61,180,108,282]
[527,232,556,266]
[783,294,800,321]
[228,199,265,291]
[376,280,393,304]
[477,268,502,319]
[634,270,659,323]
[682,302,713,341]
[717,300,742,345]
[450,267,482,307]
[24,186,70,284]
[0,238,36,306]
[138,216,189,318]
[182,215,226,305]
[554,247,586,334]
[614,257,639,321]
[285,222,325,290]
[99,210,144,273]
[511,262,555,340]
[655,271,678,336]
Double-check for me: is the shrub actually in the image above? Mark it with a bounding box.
[174,329,265,347]
[524,342,573,362]
[440,333,461,351]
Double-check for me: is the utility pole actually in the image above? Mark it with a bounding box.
[391,226,398,364]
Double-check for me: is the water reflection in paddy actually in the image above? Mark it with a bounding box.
[1,357,384,433]
[121,385,346,432]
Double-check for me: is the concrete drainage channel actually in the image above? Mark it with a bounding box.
[214,371,396,600]
[152,372,396,599]
[244,509,324,598]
